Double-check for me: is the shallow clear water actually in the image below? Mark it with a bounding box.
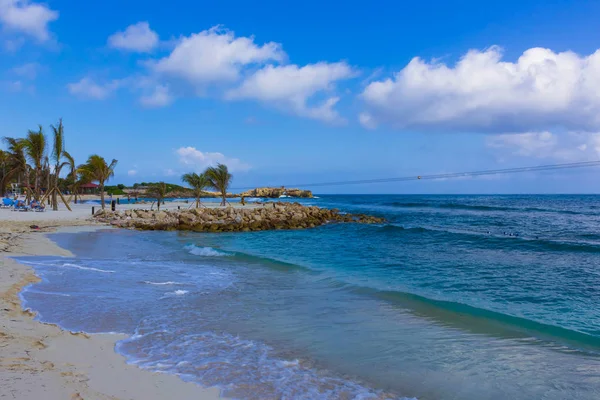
[18,195,600,399]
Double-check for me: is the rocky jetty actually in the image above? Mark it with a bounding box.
[94,203,383,232]
[239,187,313,198]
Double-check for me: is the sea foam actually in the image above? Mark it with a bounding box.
[184,244,228,257]
[62,263,115,273]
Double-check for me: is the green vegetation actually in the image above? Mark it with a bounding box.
[104,185,126,195]
[181,172,210,208]
[147,182,167,210]
[22,126,47,199]
[79,155,118,209]
[204,163,232,206]
[133,182,188,192]
[0,138,28,195]
[2,119,118,210]
[50,119,72,210]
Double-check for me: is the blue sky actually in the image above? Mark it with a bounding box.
[2,0,600,193]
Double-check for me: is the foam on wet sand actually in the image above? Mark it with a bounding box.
[0,220,223,400]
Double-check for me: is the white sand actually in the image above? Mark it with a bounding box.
[0,199,265,223]
[0,220,224,399]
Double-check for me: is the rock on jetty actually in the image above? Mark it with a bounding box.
[94,203,384,232]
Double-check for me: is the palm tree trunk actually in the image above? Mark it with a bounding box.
[52,168,59,210]
[52,183,58,210]
[221,193,226,206]
[35,168,41,199]
[196,196,200,208]
[100,182,105,209]
[49,174,53,207]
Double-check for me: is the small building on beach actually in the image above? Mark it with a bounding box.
[79,182,100,194]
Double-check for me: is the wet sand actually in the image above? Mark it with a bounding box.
[0,221,223,399]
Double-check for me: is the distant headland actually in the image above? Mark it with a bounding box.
[114,185,313,200]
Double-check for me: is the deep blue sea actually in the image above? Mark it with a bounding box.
[17,195,600,399]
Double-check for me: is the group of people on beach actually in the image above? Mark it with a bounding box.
[2,195,46,211]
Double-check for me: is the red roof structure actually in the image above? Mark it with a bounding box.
[79,183,99,188]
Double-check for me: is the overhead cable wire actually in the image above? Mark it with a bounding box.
[230,160,600,190]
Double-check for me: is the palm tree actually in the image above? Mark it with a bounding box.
[147,182,167,210]
[63,151,79,203]
[49,119,71,210]
[1,137,28,195]
[22,126,47,199]
[181,172,209,208]
[78,155,118,209]
[0,150,8,195]
[205,163,232,206]
[43,155,50,200]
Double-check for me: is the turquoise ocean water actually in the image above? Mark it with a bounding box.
[17,195,600,399]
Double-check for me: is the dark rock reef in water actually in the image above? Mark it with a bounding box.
[94,202,384,232]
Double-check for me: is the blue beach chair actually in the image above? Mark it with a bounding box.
[1,198,14,208]
[13,200,30,212]
[30,200,45,212]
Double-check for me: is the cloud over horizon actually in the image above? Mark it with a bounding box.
[487,131,600,161]
[67,77,122,100]
[176,146,251,173]
[0,0,58,43]
[152,26,285,84]
[133,26,352,122]
[360,46,600,133]
[108,21,159,53]
[227,62,355,123]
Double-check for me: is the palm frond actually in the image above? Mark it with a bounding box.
[204,164,232,205]
[51,119,64,164]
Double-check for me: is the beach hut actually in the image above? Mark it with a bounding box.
[79,182,100,194]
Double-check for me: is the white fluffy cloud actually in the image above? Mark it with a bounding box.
[361,46,600,133]
[127,169,137,176]
[226,62,355,122]
[487,132,558,157]
[68,25,354,122]
[108,22,158,53]
[140,84,172,107]
[487,131,600,161]
[0,0,58,42]
[152,26,285,83]
[12,61,38,79]
[176,146,250,172]
[67,77,121,100]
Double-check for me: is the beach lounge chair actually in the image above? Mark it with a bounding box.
[1,198,14,208]
[30,200,45,212]
[13,200,30,212]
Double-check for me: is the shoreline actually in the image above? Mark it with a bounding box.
[0,222,223,399]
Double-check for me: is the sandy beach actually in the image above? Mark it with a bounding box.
[0,208,223,399]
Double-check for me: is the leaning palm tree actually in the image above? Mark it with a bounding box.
[49,119,72,210]
[0,150,7,195]
[78,155,118,209]
[181,172,210,208]
[147,182,167,210]
[43,155,50,201]
[1,137,28,194]
[204,163,232,206]
[63,151,79,203]
[22,126,47,199]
